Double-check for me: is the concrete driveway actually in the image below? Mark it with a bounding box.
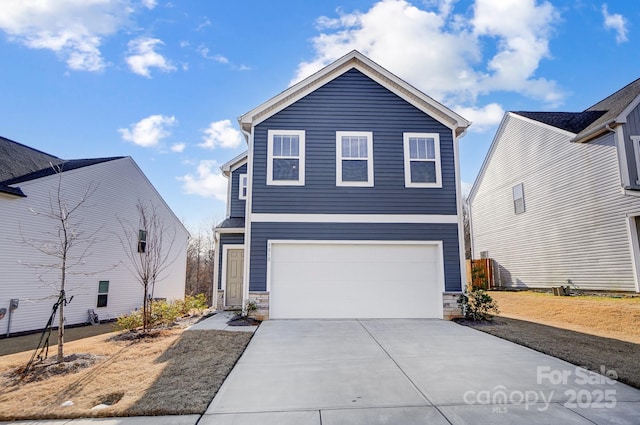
[202,319,640,424]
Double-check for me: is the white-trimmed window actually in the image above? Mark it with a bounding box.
[267,130,305,185]
[238,174,248,200]
[336,131,374,186]
[97,280,109,308]
[403,133,441,188]
[513,183,525,214]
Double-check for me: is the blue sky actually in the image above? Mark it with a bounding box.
[0,0,638,229]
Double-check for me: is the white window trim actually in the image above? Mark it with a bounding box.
[403,132,442,188]
[238,173,248,200]
[267,129,305,186]
[513,183,525,215]
[631,136,640,186]
[336,131,374,187]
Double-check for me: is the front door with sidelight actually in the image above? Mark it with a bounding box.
[225,249,244,307]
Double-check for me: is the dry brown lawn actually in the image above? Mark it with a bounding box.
[460,290,640,389]
[0,328,252,421]
[489,291,640,343]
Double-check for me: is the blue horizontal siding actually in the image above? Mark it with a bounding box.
[218,233,245,290]
[230,164,247,218]
[251,69,457,215]
[249,222,461,292]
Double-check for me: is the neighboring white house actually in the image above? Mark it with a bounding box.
[469,77,640,293]
[0,136,189,335]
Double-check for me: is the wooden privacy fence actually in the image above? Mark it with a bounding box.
[465,258,497,289]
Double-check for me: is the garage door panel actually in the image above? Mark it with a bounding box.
[269,242,443,319]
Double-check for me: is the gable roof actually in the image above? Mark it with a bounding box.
[0,135,124,197]
[220,151,248,177]
[238,50,471,137]
[575,77,640,142]
[513,111,606,134]
[513,77,640,143]
[0,136,63,183]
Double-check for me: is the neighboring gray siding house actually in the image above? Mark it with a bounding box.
[469,77,640,292]
[0,136,189,335]
[213,51,471,319]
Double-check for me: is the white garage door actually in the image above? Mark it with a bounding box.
[269,241,444,319]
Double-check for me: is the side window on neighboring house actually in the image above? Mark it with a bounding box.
[267,130,305,185]
[239,174,248,200]
[513,183,525,214]
[480,250,489,259]
[403,133,442,188]
[631,136,640,185]
[336,131,374,186]
[97,280,109,308]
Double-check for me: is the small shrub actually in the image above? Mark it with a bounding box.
[243,299,258,317]
[458,285,500,321]
[150,299,182,327]
[178,294,208,315]
[115,311,143,331]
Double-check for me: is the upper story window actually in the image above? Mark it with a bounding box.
[267,130,305,186]
[336,131,374,186]
[403,133,442,188]
[239,174,248,200]
[513,183,525,214]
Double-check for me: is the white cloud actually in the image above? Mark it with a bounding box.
[197,45,229,64]
[125,37,176,78]
[141,0,157,10]
[200,120,243,149]
[453,103,505,132]
[171,143,186,153]
[293,0,563,108]
[119,114,176,147]
[178,160,228,200]
[602,4,628,44]
[0,0,132,72]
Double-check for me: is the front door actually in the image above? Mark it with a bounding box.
[225,249,244,307]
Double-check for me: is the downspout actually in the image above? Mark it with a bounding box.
[573,119,617,143]
[239,126,253,312]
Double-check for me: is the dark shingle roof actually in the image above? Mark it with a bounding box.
[216,217,245,229]
[0,136,124,197]
[513,77,640,142]
[0,136,62,182]
[3,157,125,186]
[513,111,606,134]
[577,77,640,140]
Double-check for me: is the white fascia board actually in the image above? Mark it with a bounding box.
[467,113,509,204]
[251,213,457,224]
[616,92,640,124]
[221,151,248,176]
[215,227,245,234]
[238,50,470,134]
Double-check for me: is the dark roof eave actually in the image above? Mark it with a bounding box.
[571,119,619,143]
[0,185,26,198]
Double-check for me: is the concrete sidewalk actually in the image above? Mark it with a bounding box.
[203,319,640,424]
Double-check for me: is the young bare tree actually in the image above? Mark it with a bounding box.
[21,163,99,363]
[118,201,178,331]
